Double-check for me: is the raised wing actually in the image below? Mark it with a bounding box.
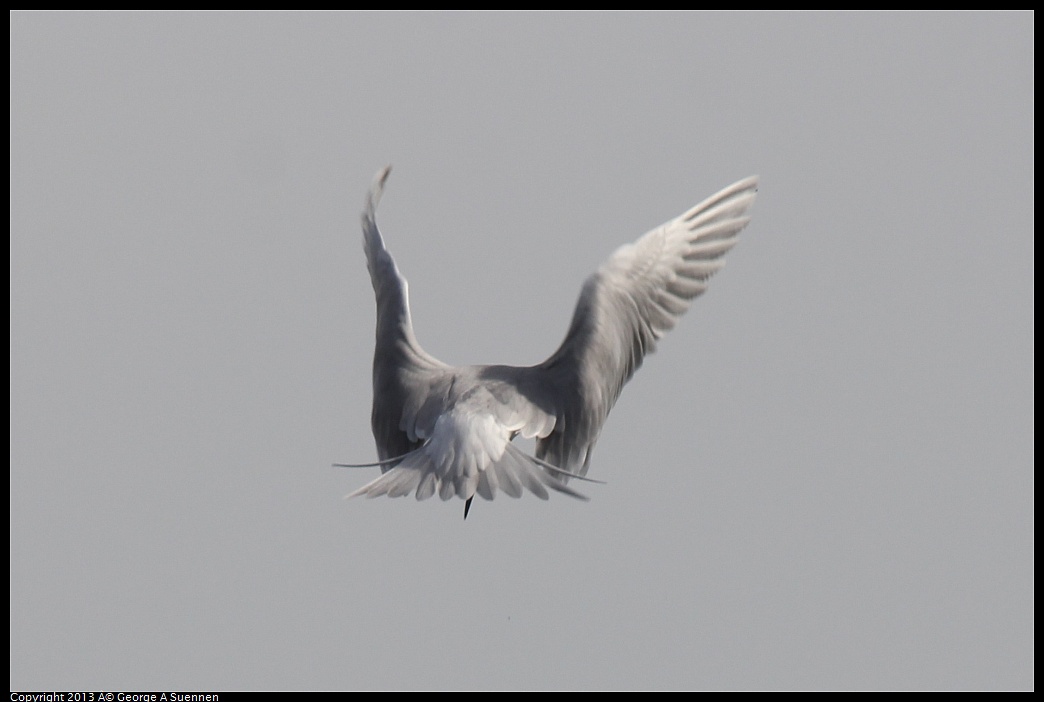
[536,176,759,475]
[360,169,567,488]
[361,166,450,461]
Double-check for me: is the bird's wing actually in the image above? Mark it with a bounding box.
[536,176,759,475]
[362,166,450,461]
[358,169,568,498]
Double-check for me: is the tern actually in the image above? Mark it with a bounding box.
[338,167,758,518]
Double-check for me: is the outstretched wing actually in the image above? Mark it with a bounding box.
[536,176,759,475]
[357,168,569,499]
[361,166,450,462]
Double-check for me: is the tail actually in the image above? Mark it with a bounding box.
[346,443,591,504]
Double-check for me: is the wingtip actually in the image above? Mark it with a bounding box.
[734,174,760,192]
[724,174,760,196]
[365,165,393,215]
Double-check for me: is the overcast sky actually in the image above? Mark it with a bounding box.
[10,11,1033,691]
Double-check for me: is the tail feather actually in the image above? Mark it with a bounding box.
[492,450,525,498]
[346,442,589,504]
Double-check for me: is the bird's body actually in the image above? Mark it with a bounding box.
[340,167,758,517]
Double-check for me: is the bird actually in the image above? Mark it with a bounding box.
[337,166,758,518]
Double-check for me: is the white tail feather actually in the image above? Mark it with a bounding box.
[345,443,589,503]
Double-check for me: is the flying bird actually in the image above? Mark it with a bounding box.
[338,167,758,518]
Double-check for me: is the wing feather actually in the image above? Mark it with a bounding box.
[535,176,759,476]
[361,167,451,462]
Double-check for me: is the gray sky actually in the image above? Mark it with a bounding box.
[10,11,1033,691]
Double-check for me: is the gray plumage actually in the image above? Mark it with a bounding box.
[341,167,758,515]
